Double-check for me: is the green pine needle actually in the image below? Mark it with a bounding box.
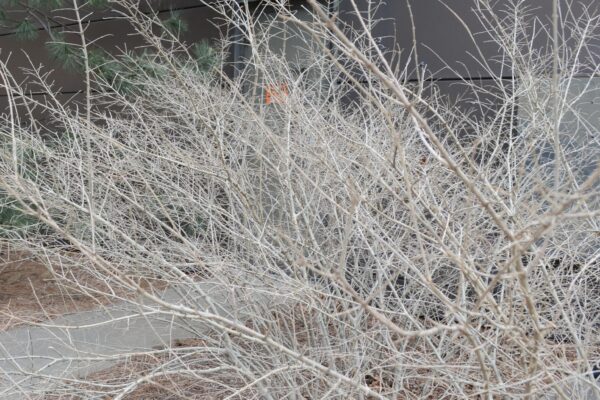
[28,0,46,8]
[27,0,64,9]
[193,40,217,71]
[46,0,65,9]
[46,33,81,70]
[15,19,38,40]
[0,0,20,7]
[163,12,188,36]
[27,0,65,10]
[88,0,108,7]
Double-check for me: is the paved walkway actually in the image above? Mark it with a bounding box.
[0,283,231,399]
[0,282,598,399]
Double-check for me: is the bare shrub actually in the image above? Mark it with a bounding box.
[0,0,598,398]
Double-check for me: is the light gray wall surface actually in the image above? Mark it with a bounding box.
[334,0,600,125]
[2,0,600,119]
[337,0,600,80]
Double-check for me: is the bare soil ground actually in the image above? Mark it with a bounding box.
[0,250,114,330]
[0,249,164,331]
[41,338,248,400]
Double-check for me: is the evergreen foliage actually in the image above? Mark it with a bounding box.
[0,1,217,74]
[0,0,218,238]
[0,194,43,238]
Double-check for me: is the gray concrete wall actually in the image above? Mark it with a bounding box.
[3,0,600,121]
[337,0,600,80]
[333,0,600,131]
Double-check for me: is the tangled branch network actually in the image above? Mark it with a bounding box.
[0,0,598,398]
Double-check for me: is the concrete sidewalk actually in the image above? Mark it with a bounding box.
[1,281,597,400]
[0,283,232,399]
